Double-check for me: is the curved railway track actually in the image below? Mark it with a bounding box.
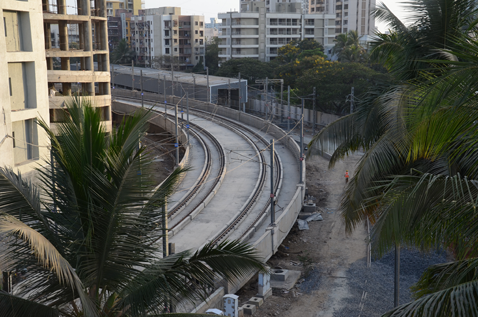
[116,96,283,245]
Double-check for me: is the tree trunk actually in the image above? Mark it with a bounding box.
[394,243,400,307]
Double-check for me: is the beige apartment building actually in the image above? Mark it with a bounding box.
[0,0,50,175]
[130,7,205,69]
[218,1,336,62]
[43,0,112,133]
[106,0,143,17]
[309,0,375,37]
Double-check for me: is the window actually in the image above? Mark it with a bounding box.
[195,30,198,34]
[174,30,177,35]
[195,21,198,25]
[311,7,315,11]
[195,39,198,43]
[344,4,348,8]
[165,39,170,45]
[3,17,6,36]
[343,20,348,25]
[166,48,170,54]
[12,119,39,164]
[174,39,177,43]
[200,22,203,26]
[9,78,12,96]
[196,56,198,60]
[174,48,177,52]
[165,30,169,36]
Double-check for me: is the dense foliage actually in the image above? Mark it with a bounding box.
[309,0,478,315]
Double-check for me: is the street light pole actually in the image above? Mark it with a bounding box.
[140,69,144,107]
[299,98,304,184]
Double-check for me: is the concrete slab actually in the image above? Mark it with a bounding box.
[270,270,301,290]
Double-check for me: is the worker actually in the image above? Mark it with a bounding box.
[345,170,349,184]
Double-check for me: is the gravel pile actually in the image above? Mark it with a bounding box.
[333,248,448,317]
[298,267,321,294]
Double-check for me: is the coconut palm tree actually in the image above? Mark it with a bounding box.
[0,98,266,317]
[309,0,478,313]
[332,30,368,62]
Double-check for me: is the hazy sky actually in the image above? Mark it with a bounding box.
[144,0,410,31]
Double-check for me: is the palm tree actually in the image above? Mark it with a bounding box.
[309,0,478,313]
[0,98,266,317]
[332,30,367,62]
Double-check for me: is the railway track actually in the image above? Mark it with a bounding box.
[116,95,283,245]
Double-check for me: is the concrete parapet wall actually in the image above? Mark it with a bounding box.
[112,101,189,171]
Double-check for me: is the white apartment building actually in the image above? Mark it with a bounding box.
[218,1,336,62]
[309,0,375,37]
[240,0,309,13]
[130,7,205,69]
[0,0,50,175]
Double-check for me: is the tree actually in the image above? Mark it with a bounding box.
[0,98,266,317]
[308,0,478,314]
[205,37,220,74]
[151,55,181,70]
[295,62,390,115]
[110,39,135,64]
[332,30,368,62]
[277,39,325,64]
[215,58,275,83]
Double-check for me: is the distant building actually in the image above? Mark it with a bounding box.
[218,1,336,62]
[108,16,123,49]
[205,18,220,43]
[130,7,205,69]
[240,0,308,13]
[1,0,50,174]
[308,0,375,37]
[106,0,143,16]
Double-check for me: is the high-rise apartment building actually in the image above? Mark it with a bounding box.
[240,0,309,13]
[43,0,112,133]
[130,7,205,70]
[308,0,375,36]
[219,1,336,62]
[106,0,143,17]
[0,0,50,175]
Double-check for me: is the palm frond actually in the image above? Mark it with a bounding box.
[0,292,59,317]
[0,214,97,317]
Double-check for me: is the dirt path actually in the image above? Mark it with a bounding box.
[239,153,366,317]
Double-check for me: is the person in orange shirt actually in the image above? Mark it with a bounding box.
[345,170,349,184]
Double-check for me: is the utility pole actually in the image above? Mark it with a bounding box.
[350,86,354,114]
[238,72,241,112]
[163,75,167,103]
[186,92,190,146]
[162,202,168,257]
[180,82,184,123]
[299,98,304,184]
[313,87,316,134]
[171,69,174,98]
[192,75,196,99]
[228,79,231,108]
[280,80,283,123]
[270,139,275,225]
[175,101,179,166]
[140,69,144,107]
[394,243,400,307]
[287,85,291,131]
[158,73,160,95]
[270,138,276,253]
[131,60,135,91]
[111,64,115,100]
[206,67,210,103]
[265,77,268,119]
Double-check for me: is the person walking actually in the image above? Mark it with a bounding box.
[345,170,349,184]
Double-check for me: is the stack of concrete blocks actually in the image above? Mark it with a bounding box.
[223,294,239,317]
[257,268,272,299]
